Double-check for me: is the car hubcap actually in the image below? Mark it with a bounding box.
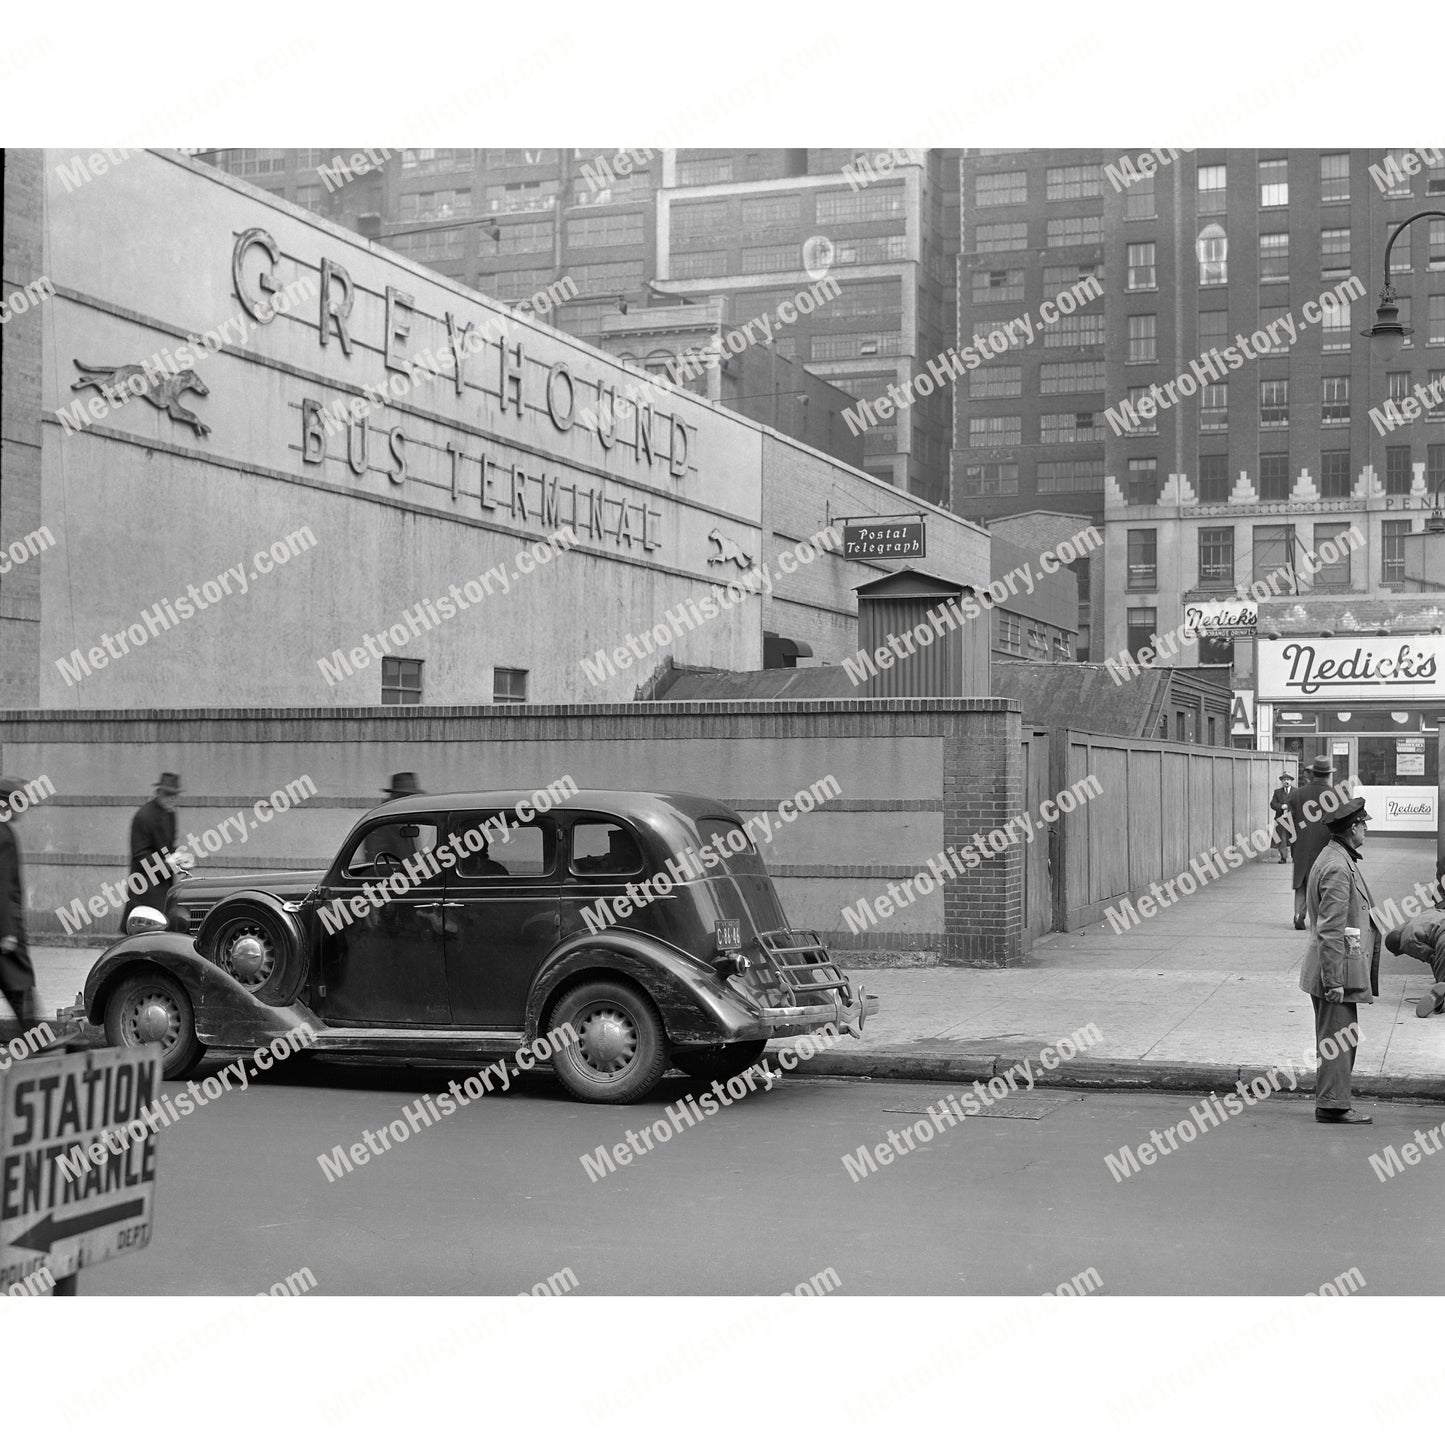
[576,1005,637,1075]
[222,924,275,987]
[126,990,180,1049]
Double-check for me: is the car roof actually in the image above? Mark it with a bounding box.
[362,789,742,830]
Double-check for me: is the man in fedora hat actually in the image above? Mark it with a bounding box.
[1298,794,1378,1124]
[1383,910,1445,1018]
[364,772,425,867]
[124,772,181,926]
[1287,756,1336,930]
[1269,770,1295,865]
[0,776,42,1030]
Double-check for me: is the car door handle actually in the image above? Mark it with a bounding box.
[415,902,462,910]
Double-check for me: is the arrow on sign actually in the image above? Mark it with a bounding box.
[9,1198,145,1253]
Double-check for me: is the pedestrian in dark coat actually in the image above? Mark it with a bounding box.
[0,777,41,1028]
[124,772,181,924]
[1298,795,1377,1124]
[1288,756,1335,929]
[1269,770,1294,864]
[1384,908,1445,1017]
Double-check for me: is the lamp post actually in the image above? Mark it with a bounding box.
[1362,211,1445,531]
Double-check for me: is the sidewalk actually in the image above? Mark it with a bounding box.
[9,835,1444,1101]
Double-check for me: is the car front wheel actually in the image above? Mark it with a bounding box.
[671,1040,768,1082]
[549,979,668,1105]
[104,968,206,1078]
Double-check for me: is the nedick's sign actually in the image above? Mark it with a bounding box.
[1257,635,1445,702]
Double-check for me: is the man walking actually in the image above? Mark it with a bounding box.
[1288,756,1335,930]
[1298,794,1377,1125]
[0,776,42,1030]
[1270,770,1294,865]
[124,772,181,925]
[1383,911,1445,1018]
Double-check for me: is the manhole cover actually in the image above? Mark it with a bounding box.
[882,1093,1075,1121]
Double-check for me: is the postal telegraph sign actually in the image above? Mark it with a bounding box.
[0,1045,160,1286]
[842,518,926,560]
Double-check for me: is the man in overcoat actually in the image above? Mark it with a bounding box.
[1298,794,1377,1124]
[124,772,180,925]
[0,776,41,1029]
[1269,770,1294,864]
[1288,756,1335,929]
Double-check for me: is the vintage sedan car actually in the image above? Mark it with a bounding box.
[73,790,875,1104]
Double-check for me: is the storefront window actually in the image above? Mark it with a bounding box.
[1357,735,1438,788]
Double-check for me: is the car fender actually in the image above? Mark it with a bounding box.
[194,889,309,1004]
[84,934,320,1048]
[525,929,762,1045]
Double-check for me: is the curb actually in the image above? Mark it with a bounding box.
[767,1046,1445,1104]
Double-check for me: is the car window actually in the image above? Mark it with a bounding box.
[449,814,554,880]
[342,820,439,878]
[697,816,766,876]
[571,821,645,877]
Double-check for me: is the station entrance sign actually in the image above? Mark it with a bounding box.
[0,1044,160,1288]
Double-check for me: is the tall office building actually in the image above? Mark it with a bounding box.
[953,148,1445,671]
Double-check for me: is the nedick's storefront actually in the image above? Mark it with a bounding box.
[1256,634,1442,834]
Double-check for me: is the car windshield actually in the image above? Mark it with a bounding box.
[342,819,439,877]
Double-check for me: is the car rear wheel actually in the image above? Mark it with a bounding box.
[104,968,206,1078]
[671,1040,768,1082]
[549,979,668,1105]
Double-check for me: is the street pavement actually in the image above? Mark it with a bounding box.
[19,833,1445,1098]
[73,1064,1445,1296]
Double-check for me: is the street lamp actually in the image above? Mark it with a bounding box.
[1360,210,1445,362]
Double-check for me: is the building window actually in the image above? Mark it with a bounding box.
[811,333,903,360]
[1430,295,1445,345]
[996,612,1024,654]
[1320,297,1352,350]
[975,222,1029,252]
[1125,176,1155,219]
[1260,232,1289,282]
[493,668,528,704]
[1127,457,1158,506]
[1431,220,1445,270]
[480,220,554,256]
[1397,295,1414,348]
[1046,216,1103,247]
[1253,524,1295,584]
[1045,164,1102,200]
[1320,153,1350,203]
[1430,370,1445,415]
[741,195,802,227]
[740,243,804,272]
[1039,360,1107,392]
[1126,386,1158,433]
[1044,261,1104,291]
[1197,163,1227,214]
[1429,442,1445,490]
[970,366,1022,398]
[1320,450,1353,498]
[1199,527,1234,585]
[1127,529,1158,590]
[566,213,644,248]
[973,268,1025,303]
[1386,445,1413,495]
[672,200,729,241]
[382,657,423,705]
[293,184,324,213]
[1127,314,1157,363]
[960,463,1019,496]
[1044,313,1107,347]
[678,158,733,185]
[1037,458,1105,491]
[816,188,905,224]
[671,251,727,279]
[969,415,1022,446]
[1259,158,1289,207]
[1383,519,1412,584]
[1388,372,1412,404]
[1321,227,1351,277]
[1391,228,1413,274]
[976,171,1028,205]
[1312,523,1354,588]
[1321,376,1350,425]
[1260,379,1289,428]
[1259,452,1291,500]
[1432,156,1445,194]
[1259,304,1292,352]
[1198,454,1230,503]
[1199,308,1229,354]
[1197,224,1228,286]
[1127,607,1157,657]
[1378,151,1415,198]
[1040,410,1103,443]
[1127,242,1157,290]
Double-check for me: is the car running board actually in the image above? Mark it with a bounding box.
[305,1027,527,1054]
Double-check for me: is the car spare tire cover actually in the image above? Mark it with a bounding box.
[195,892,308,1005]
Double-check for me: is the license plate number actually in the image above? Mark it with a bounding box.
[715,919,741,951]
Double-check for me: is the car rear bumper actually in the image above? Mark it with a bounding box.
[736,981,877,1041]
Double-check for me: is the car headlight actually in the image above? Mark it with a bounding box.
[125,906,169,936]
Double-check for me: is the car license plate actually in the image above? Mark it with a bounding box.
[715,919,741,951]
